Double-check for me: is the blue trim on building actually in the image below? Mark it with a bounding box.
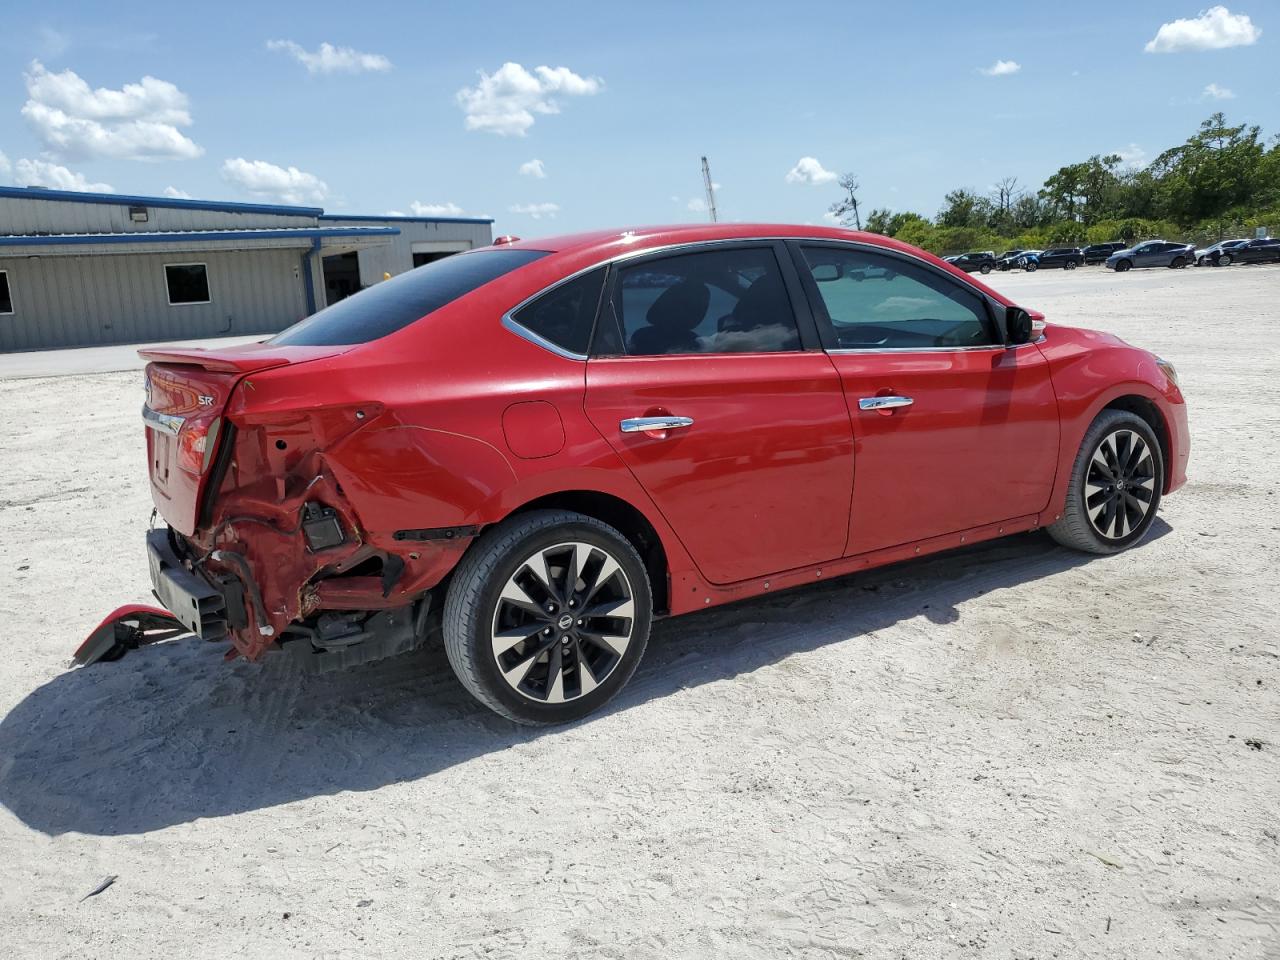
[319,213,495,225]
[0,184,325,218]
[0,227,400,248]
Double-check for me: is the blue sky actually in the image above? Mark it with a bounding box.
[0,2,1273,233]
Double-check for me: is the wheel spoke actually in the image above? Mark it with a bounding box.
[502,651,541,689]
[580,630,630,656]
[583,596,634,620]
[575,642,599,695]
[499,579,547,618]
[583,554,620,605]
[493,624,544,657]
[525,550,557,599]
[545,645,566,703]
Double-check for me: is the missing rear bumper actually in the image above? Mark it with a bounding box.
[146,528,233,640]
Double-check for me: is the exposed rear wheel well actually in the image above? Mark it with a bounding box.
[507,491,670,614]
[1103,395,1171,491]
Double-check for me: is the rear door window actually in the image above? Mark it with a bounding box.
[271,249,548,346]
[601,246,801,356]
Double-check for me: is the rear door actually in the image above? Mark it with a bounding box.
[788,241,1059,556]
[583,242,854,585]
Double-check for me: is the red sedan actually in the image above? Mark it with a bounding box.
[116,224,1189,723]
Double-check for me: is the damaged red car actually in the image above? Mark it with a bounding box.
[91,224,1189,724]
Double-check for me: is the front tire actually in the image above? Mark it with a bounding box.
[1065,260,1077,270]
[1025,261,1039,272]
[443,510,652,725]
[1047,410,1163,555]
[1221,254,1234,265]
[1171,256,1186,269]
[1114,259,1132,272]
[980,264,992,275]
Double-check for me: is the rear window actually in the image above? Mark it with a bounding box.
[270,249,549,346]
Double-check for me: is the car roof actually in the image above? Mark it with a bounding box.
[495,222,925,261]
[489,223,1016,307]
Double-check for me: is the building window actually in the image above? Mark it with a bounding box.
[165,263,211,305]
[0,271,12,315]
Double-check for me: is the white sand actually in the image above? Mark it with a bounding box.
[0,265,1277,958]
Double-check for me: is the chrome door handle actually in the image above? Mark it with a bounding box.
[858,396,913,411]
[620,416,694,433]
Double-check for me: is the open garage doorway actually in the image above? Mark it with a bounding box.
[411,240,472,269]
[322,251,362,304]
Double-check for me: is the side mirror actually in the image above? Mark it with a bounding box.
[811,263,843,282]
[1005,306,1034,345]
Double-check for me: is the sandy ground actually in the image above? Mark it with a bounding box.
[0,265,1277,959]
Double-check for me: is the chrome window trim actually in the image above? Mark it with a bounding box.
[500,234,1019,360]
[827,337,1045,356]
[142,403,184,436]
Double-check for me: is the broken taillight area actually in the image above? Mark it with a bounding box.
[177,400,467,662]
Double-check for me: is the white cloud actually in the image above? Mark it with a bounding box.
[1144,6,1260,53]
[266,40,392,74]
[12,157,113,192]
[518,158,547,178]
[1115,143,1148,169]
[509,202,560,219]
[1202,81,1236,100]
[21,60,201,161]
[785,156,837,186]
[821,211,842,224]
[979,59,1022,76]
[687,197,708,213]
[457,62,602,136]
[221,158,328,205]
[163,186,192,199]
[409,201,465,216]
[0,150,10,176]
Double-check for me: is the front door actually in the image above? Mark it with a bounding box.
[789,241,1060,556]
[584,242,854,585]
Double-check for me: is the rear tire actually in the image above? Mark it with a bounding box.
[1065,260,1077,270]
[1047,410,1163,555]
[442,510,652,725]
[1114,259,1132,272]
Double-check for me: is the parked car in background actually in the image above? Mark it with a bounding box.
[996,250,1024,271]
[1225,237,1280,265]
[1015,250,1042,272]
[1105,241,1196,272]
[1194,239,1249,266]
[1083,242,1126,265]
[949,251,997,274]
[1037,247,1085,270]
[105,222,1189,724]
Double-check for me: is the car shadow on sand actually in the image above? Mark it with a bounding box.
[0,522,1169,836]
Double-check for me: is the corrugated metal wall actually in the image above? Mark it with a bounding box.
[0,196,318,234]
[0,249,309,351]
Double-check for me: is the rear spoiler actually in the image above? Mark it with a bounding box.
[137,343,351,374]
[137,347,291,374]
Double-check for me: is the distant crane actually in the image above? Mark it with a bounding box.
[701,156,718,223]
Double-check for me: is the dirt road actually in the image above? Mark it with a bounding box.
[1,265,1277,958]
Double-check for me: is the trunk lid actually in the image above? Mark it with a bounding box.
[141,342,349,535]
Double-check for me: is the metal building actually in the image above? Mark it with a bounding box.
[0,186,493,352]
